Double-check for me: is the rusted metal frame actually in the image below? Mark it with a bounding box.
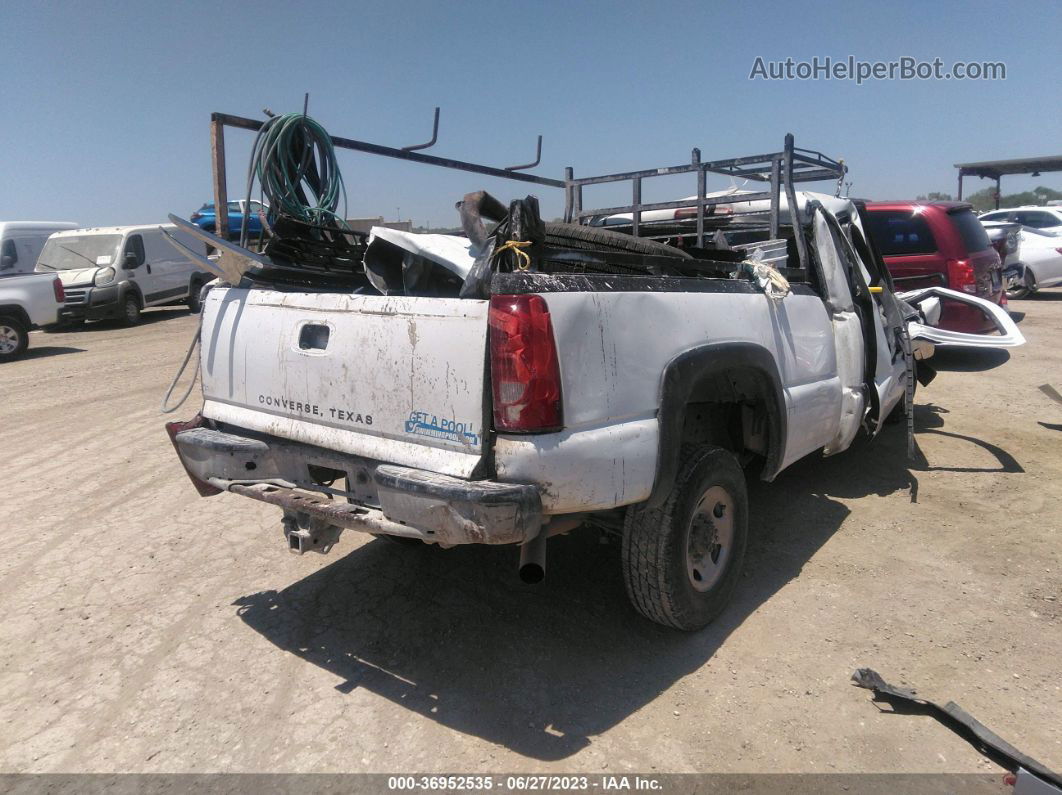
[694,148,705,248]
[210,112,565,189]
[769,156,782,239]
[632,177,642,238]
[210,117,230,240]
[567,153,842,189]
[790,148,846,173]
[567,150,796,187]
[783,133,810,271]
[507,135,543,171]
[563,167,575,222]
[402,106,440,151]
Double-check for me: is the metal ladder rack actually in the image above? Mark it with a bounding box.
[561,134,846,271]
[209,109,845,272]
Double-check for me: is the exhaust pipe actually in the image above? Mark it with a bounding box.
[518,529,548,584]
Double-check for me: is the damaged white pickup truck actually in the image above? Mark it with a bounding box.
[166,133,1022,630]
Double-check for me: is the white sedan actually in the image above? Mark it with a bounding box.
[1008,227,1062,298]
[980,206,1062,234]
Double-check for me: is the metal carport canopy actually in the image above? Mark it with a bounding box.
[955,154,1062,207]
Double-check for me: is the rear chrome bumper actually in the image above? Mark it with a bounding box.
[169,419,542,546]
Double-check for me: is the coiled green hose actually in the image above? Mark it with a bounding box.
[242,112,348,245]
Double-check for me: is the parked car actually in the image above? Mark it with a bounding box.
[190,200,268,239]
[979,206,1062,235]
[0,272,64,361]
[863,201,1004,333]
[980,220,1023,290]
[1004,227,1062,298]
[35,225,212,325]
[0,221,78,276]
[166,162,1021,632]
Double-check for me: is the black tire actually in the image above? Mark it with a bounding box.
[1007,269,1036,300]
[121,293,142,326]
[622,445,748,630]
[543,222,692,259]
[0,315,29,362]
[187,280,203,314]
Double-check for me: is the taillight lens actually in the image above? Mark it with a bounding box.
[52,277,64,303]
[489,294,563,433]
[946,258,978,294]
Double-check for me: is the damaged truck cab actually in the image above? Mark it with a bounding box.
[167,132,1022,631]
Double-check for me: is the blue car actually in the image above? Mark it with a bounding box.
[190,200,268,239]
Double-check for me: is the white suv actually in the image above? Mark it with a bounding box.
[979,206,1062,234]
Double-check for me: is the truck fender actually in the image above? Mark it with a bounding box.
[0,305,32,329]
[647,343,787,509]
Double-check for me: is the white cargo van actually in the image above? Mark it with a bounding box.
[35,224,211,325]
[0,222,79,276]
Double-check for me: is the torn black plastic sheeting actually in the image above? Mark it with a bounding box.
[852,667,1062,789]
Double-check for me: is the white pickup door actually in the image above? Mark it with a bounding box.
[200,287,490,478]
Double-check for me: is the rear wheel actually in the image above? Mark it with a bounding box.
[0,315,29,361]
[186,280,203,314]
[622,444,748,630]
[1007,269,1036,300]
[122,293,142,326]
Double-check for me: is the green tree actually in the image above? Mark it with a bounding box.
[961,185,1062,212]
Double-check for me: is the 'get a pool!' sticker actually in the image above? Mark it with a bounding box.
[405,411,479,446]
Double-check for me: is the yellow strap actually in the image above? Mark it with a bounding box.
[493,239,533,271]
[869,286,883,293]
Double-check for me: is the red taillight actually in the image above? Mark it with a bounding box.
[165,415,223,496]
[51,277,64,303]
[946,258,977,294]
[488,294,563,433]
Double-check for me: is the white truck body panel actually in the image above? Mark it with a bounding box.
[201,289,490,478]
[0,272,61,326]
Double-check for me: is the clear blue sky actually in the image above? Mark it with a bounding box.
[3,0,1060,228]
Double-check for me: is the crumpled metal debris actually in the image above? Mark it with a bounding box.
[852,667,1062,791]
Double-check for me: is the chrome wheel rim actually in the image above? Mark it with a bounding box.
[0,325,19,354]
[686,485,734,592]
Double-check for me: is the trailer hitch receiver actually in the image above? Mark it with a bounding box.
[282,511,345,555]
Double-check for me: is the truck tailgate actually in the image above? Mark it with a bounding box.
[200,287,489,478]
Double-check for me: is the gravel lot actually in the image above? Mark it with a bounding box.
[1,295,1059,775]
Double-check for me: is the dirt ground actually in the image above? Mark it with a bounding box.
[1,294,1059,776]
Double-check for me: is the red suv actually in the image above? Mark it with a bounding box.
[864,201,1004,333]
